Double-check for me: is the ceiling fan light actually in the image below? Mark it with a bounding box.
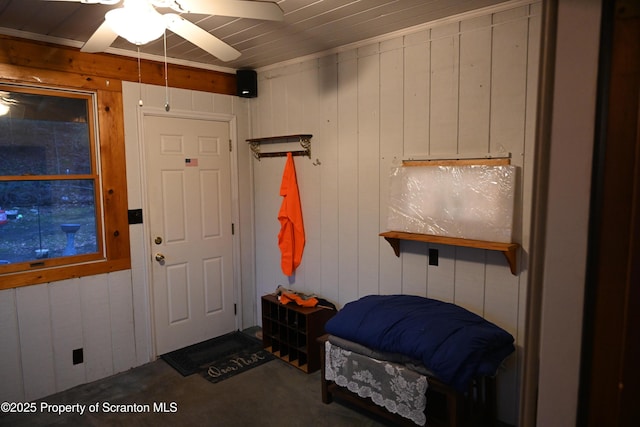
[105,2,166,46]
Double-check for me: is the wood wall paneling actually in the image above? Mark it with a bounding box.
[16,285,56,401]
[252,76,279,308]
[191,90,216,113]
[486,252,521,423]
[0,289,24,402]
[356,49,381,298]
[296,65,322,297]
[520,1,543,253]
[79,274,114,383]
[336,52,359,305]
[121,82,154,366]
[97,89,131,262]
[49,279,86,392]
[427,244,456,302]
[378,38,404,296]
[108,270,137,373]
[318,55,341,305]
[0,63,122,93]
[459,16,492,154]
[271,75,289,136]
[232,95,255,330]
[403,30,431,157]
[401,241,429,297]
[517,4,541,421]
[453,248,487,314]
[429,22,460,155]
[215,94,234,114]
[250,4,541,424]
[489,7,530,156]
[0,36,236,95]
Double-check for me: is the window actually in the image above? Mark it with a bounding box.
[0,85,105,278]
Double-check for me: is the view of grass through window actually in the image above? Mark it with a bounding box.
[0,86,100,267]
[0,181,97,263]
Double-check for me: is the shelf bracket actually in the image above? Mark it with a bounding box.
[248,140,261,159]
[502,246,518,275]
[382,235,401,257]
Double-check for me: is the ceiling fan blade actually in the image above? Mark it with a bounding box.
[164,14,241,62]
[175,0,283,21]
[81,20,119,53]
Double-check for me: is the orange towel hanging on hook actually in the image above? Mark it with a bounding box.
[278,152,305,276]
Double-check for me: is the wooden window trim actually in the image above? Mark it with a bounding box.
[0,75,131,290]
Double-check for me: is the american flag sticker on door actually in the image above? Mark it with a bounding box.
[185,158,199,167]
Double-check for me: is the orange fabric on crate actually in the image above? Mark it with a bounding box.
[278,152,305,276]
[279,292,318,307]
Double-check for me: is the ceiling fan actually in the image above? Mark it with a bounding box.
[48,0,284,61]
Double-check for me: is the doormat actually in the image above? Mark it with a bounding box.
[199,344,275,384]
[161,330,273,380]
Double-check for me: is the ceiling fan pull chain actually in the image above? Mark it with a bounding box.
[164,30,170,112]
[137,46,143,107]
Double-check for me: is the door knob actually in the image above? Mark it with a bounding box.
[155,253,165,262]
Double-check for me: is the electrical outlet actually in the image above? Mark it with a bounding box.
[428,248,439,266]
[73,348,83,365]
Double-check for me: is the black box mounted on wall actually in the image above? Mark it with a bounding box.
[236,69,257,98]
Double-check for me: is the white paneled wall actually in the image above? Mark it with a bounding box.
[251,2,541,424]
[0,271,137,403]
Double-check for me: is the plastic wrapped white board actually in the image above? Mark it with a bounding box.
[387,165,516,243]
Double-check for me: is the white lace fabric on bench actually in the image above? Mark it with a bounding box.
[325,341,428,426]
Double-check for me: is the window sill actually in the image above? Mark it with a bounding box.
[0,258,131,290]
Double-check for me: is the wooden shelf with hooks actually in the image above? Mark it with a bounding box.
[380,231,519,275]
[247,134,312,159]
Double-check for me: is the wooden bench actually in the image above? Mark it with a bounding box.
[319,335,497,427]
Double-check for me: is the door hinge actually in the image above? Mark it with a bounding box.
[234,304,237,315]
[229,140,232,152]
[231,223,235,235]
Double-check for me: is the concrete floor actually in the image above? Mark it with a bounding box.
[0,353,389,427]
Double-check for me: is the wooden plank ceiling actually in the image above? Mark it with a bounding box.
[0,0,510,71]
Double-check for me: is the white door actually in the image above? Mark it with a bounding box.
[144,115,235,355]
